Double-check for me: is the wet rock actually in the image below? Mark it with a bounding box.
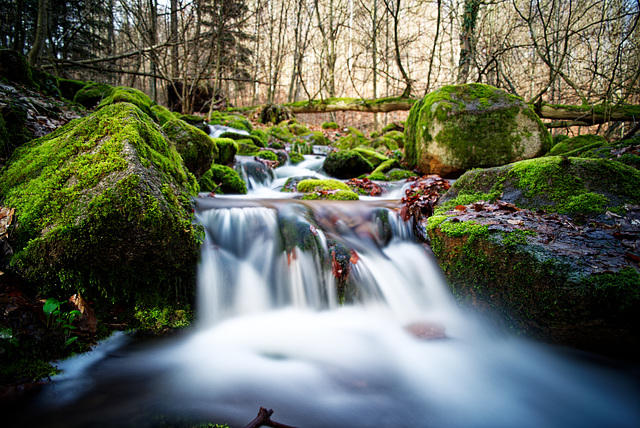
[425,156,640,361]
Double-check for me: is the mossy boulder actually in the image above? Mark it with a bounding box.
[548,134,607,156]
[199,164,247,194]
[98,86,158,121]
[405,83,551,177]
[162,119,218,178]
[426,156,640,359]
[0,102,200,306]
[352,148,388,168]
[297,178,359,200]
[73,82,113,109]
[213,137,238,165]
[323,150,374,179]
[322,121,340,130]
[177,114,208,132]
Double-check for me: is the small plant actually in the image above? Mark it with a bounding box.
[43,297,81,347]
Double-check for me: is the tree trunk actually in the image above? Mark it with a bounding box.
[456,0,481,84]
[28,0,48,67]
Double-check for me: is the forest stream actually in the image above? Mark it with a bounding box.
[7,157,640,428]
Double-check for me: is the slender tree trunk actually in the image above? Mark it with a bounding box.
[28,0,48,67]
[425,0,441,95]
[457,0,481,84]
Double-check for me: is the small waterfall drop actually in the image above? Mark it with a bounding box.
[15,196,640,428]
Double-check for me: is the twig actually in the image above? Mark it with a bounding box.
[244,407,298,428]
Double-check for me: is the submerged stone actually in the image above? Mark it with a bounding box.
[405,83,551,177]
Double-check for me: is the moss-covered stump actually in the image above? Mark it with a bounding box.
[259,104,294,124]
[199,164,247,194]
[0,102,200,307]
[424,156,640,360]
[162,119,218,178]
[405,83,551,177]
[322,150,374,179]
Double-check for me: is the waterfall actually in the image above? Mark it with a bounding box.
[16,196,640,428]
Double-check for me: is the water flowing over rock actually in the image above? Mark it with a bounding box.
[11,195,640,428]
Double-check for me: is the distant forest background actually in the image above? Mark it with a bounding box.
[1,0,638,133]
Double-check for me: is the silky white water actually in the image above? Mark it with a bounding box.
[17,160,640,428]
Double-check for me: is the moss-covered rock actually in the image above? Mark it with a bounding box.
[288,152,305,164]
[426,156,640,359]
[56,78,88,101]
[548,134,607,156]
[352,148,388,168]
[199,163,247,194]
[162,119,218,178]
[98,86,158,122]
[297,178,359,200]
[405,83,551,177]
[322,150,374,179]
[213,137,238,165]
[73,82,113,109]
[0,102,200,306]
[322,121,340,129]
[439,156,639,219]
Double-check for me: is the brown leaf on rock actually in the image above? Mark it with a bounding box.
[349,250,359,265]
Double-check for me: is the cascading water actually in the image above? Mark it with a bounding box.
[10,162,640,428]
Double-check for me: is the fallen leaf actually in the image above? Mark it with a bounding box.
[350,250,359,264]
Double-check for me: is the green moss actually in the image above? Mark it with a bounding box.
[367,172,388,181]
[0,102,199,304]
[199,164,247,194]
[56,78,88,101]
[583,267,640,313]
[237,140,260,156]
[152,104,178,125]
[98,86,158,122]
[162,119,217,178]
[322,121,340,129]
[439,156,640,219]
[405,83,550,174]
[549,134,607,156]
[297,178,350,192]
[322,150,374,179]
[257,150,278,162]
[213,137,238,165]
[134,305,193,331]
[352,148,388,167]
[301,189,359,200]
[388,169,414,180]
[372,158,400,175]
[73,82,113,109]
[250,129,269,146]
[288,152,305,164]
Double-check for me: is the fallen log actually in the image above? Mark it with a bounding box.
[259,97,640,126]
